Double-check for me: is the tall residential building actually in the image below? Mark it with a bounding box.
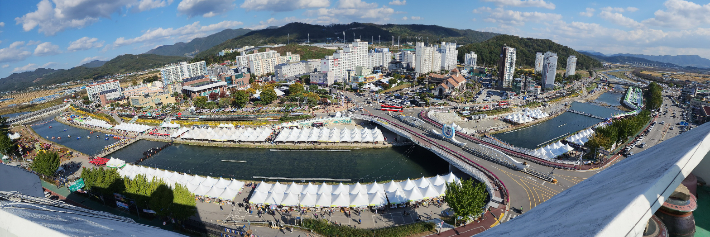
[439,42,458,71]
[235,49,300,77]
[497,45,516,88]
[160,61,207,85]
[465,51,477,67]
[318,39,389,84]
[399,51,416,69]
[566,55,577,77]
[86,79,122,105]
[535,52,544,73]
[415,42,435,74]
[274,62,307,80]
[542,52,558,89]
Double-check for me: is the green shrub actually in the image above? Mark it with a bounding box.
[302,219,434,237]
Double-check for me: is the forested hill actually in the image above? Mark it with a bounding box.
[196,22,499,59]
[146,28,251,57]
[458,35,601,70]
[0,54,186,92]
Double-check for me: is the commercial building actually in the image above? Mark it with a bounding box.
[86,79,122,105]
[465,51,477,67]
[182,81,228,99]
[497,45,516,88]
[542,51,558,89]
[535,52,544,73]
[309,72,331,86]
[160,61,207,86]
[566,55,577,77]
[181,75,211,87]
[129,93,176,108]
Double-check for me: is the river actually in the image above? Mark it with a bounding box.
[31,119,124,155]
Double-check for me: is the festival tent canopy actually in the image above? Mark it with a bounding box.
[349,192,369,207]
[264,192,284,205]
[106,158,126,169]
[186,182,200,193]
[315,193,331,207]
[301,183,318,194]
[300,193,317,207]
[226,180,244,191]
[384,180,402,193]
[349,182,367,195]
[218,187,240,201]
[415,176,431,189]
[201,177,219,187]
[404,187,424,202]
[368,192,388,206]
[421,185,440,199]
[400,178,417,191]
[205,186,225,198]
[280,193,300,206]
[285,182,303,194]
[386,190,408,204]
[189,176,207,186]
[429,175,446,186]
[193,183,212,196]
[270,182,286,193]
[433,184,447,197]
[367,182,383,194]
[255,181,272,193]
[177,174,194,186]
[443,172,459,184]
[330,193,350,207]
[332,183,349,195]
[317,183,332,194]
[249,191,268,204]
[214,178,231,190]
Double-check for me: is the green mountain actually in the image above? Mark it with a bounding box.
[611,54,710,68]
[146,28,251,57]
[0,54,187,92]
[457,35,602,70]
[196,22,499,59]
[80,60,107,68]
[579,52,680,68]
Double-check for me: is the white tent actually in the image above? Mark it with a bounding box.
[285,182,303,194]
[186,182,200,193]
[330,193,350,207]
[193,184,212,196]
[249,191,268,204]
[226,180,244,191]
[317,183,332,194]
[367,181,383,194]
[368,192,388,206]
[213,178,231,189]
[400,178,417,191]
[340,128,351,142]
[270,182,286,193]
[177,173,194,186]
[420,185,440,199]
[301,182,318,194]
[280,192,300,206]
[443,172,459,184]
[189,176,207,186]
[218,187,240,201]
[264,192,284,205]
[383,180,402,192]
[429,175,446,186]
[386,190,407,204]
[255,182,272,193]
[201,177,219,187]
[415,176,431,188]
[349,192,369,207]
[349,182,367,195]
[328,128,340,142]
[300,193,318,207]
[315,193,332,207]
[332,183,349,194]
[433,184,447,197]
[205,186,225,198]
[404,187,424,202]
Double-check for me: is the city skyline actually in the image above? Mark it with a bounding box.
[0,0,708,78]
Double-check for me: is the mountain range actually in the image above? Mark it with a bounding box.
[145,28,251,57]
[579,51,710,68]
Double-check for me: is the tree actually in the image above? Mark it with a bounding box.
[249,74,255,84]
[388,78,398,86]
[646,82,663,110]
[0,131,15,157]
[208,92,219,101]
[309,84,318,92]
[149,184,173,217]
[232,90,249,108]
[444,179,488,222]
[171,183,197,220]
[260,88,277,104]
[193,96,207,108]
[289,82,305,96]
[31,151,60,177]
[218,98,232,108]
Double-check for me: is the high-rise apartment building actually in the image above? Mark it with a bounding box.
[497,45,516,88]
[160,61,207,85]
[465,51,477,67]
[439,42,458,71]
[235,49,300,77]
[566,55,577,77]
[319,40,389,84]
[542,51,558,89]
[535,52,544,73]
[86,79,122,105]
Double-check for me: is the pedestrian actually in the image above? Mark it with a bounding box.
[220,205,223,211]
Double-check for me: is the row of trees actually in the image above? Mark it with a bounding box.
[646,82,663,110]
[81,167,196,220]
[584,110,652,159]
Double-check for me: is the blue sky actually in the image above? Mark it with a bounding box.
[0,0,708,78]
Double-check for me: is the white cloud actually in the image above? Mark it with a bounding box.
[42,62,58,68]
[34,42,61,56]
[402,16,408,20]
[135,0,174,12]
[305,0,394,24]
[411,16,421,20]
[27,40,42,46]
[580,8,595,17]
[482,0,555,10]
[79,56,105,65]
[483,8,562,26]
[599,9,643,28]
[68,37,105,51]
[241,0,330,12]
[15,0,140,36]
[114,20,243,47]
[626,7,639,12]
[0,22,4,27]
[12,63,38,73]
[1,64,8,68]
[473,7,492,14]
[642,0,710,29]
[389,0,405,5]
[177,0,236,18]
[0,42,31,63]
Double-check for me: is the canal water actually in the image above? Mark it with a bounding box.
[493,101,621,149]
[595,92,623,106]
[32,119,450,182]
[31,119,121,155]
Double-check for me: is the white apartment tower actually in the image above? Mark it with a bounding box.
[566,55,577,77]
[535,52,544,73]
[416,42,443,74]
[439,42,458,71]
[543,51,558,89]
[86,79,122,104]
[465,52,477,67]
[235,49,300,76]
[160,61,207,85]
[497,45,516,88]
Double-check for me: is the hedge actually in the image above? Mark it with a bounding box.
[302,219,435,237]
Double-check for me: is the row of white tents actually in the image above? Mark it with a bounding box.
[522,108,550,119]
[114,123,152,133]
[180,127,274,142]
[565,128,595,146]
[118,164,245,201]
[273,127,385,143]
[249,173,460,207]
[503,109,550,124]
[532,141,575,160]
[77,118,112,129]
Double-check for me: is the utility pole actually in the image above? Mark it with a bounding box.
[378,35,381,45]
[308,33,310,44]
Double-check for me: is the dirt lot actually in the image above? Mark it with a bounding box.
[640,70,710,83]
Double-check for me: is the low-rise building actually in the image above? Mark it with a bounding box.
[121,81,164,97]
[310,72,332,86]
[274,62,307,80]
[86,79,122,105]
[129,93,176,108]
[434,69,467,97]
[182,81,228,99]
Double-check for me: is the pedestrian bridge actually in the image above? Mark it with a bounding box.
[6,103,69,125]
[477,121,710,237]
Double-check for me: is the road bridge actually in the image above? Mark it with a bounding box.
[6,103,70,125]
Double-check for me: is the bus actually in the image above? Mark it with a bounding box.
[381,104,403,109]
[380,108,403,112]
